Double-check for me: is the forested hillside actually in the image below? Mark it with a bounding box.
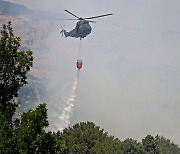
[0,0,55,112]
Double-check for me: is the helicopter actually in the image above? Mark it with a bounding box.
[60,9,113,39]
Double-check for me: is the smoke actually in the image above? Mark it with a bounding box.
[43,24,82,131]
[4,0,180,145]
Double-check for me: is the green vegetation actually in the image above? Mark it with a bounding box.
[55,122,121,153]
[1,22,180,153]
[0,21,33,109]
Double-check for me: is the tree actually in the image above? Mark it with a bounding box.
[0,21,33,111]
[0,118,17,153]
[15,104,56,153]
[155,135,180,154]
[56,121,121,153]
[121,138,145,154]
[142,135,161,154]
[0,104,56,154]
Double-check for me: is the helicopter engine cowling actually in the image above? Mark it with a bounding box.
[77,20,91,38]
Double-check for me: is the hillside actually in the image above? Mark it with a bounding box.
[0,0,57,52]
[0,0,57,111]
[0,0,57,19]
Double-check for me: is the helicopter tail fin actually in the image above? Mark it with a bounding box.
[60,29,69,37]
[63,30,69,37]
[60,25,66,37]
[60,29,64,37]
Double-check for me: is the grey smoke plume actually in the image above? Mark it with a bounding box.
[5,0,180,145]
[44,28,81,131]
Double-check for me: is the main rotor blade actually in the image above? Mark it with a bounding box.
[84,13,113,20]
[88,20,96,23]
[64,9,80,19]
[55,18,78,20]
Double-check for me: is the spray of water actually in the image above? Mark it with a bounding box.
[55,70,80,131]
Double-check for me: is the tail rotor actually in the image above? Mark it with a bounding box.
[60,25,65,37]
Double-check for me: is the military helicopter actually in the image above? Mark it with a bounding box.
[60,9,113,39]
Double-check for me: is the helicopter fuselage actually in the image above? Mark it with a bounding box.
[61,9,112,39]
[64,20,92,39]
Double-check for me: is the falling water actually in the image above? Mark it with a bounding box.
[55,70,80,131]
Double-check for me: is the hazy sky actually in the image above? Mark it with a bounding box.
[7,0,180,144]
